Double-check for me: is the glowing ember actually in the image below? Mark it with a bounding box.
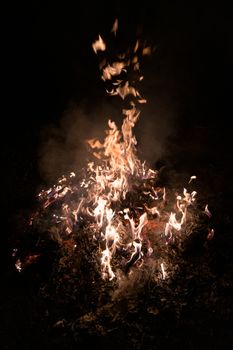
[15,259,22,272]
[23,20,212,282]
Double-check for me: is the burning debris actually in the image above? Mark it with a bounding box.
[10,21,218,347]
[14,20,213,284]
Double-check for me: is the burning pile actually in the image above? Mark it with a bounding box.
[16,20,213,285]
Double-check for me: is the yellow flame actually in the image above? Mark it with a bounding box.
[92,35,106,54]
[111,18,118,35]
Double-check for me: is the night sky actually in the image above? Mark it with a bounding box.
[2,2,233,349]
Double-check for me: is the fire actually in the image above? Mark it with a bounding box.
[21,20,213,282]
[92,35,106,54]
[111,18,118,35]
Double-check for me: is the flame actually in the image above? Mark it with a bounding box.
[134,40,139,53]
[111,18,118,35]
[161,262,167,280]
[92,35,106,54]
[142,47,152,56]
[204,204,212,218]
[102,62,126,81]
[207,228,214,240]
[188,175,197,184]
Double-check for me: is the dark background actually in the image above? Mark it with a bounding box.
[2,1,233,349]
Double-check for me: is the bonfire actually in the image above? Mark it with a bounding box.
[13,21,214,344]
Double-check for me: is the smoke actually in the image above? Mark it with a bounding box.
[38,90,176,183]
[35,2,228,190]
[38,15,188,183]
[38,65,179,182]
[136,98,176,166]
[39,99,125,181]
